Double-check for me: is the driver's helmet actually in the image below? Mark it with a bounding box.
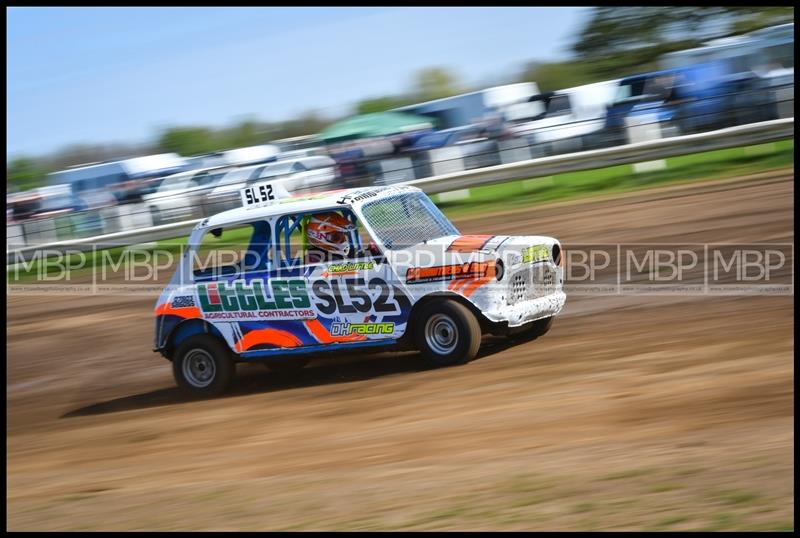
[306,212,356,258]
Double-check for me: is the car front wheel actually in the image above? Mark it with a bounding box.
[414,299,482,367]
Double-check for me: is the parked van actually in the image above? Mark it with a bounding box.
[601,60,766,146]
[393,83,540,130]
[48,154,187,195]
[508,80,620,152]
[661,23,793,86]
[661,23,793,121]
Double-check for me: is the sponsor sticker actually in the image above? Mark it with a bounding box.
[327,261,376,273]
[171,295,196,308]
[522,245,550,264]
[405,261,494,284]
[330,321,395,336]
[336,190,379,205]
[197,278,317,321]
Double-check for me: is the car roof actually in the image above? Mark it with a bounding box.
[160,164,233,181]
[264,155,335,168]
[620,61,726,83]
[197,185,422,230]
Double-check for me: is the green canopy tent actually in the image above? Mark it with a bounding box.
[316,111,436,144]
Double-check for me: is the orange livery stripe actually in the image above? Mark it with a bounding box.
[447,235,495,253]
[235,329,304,352]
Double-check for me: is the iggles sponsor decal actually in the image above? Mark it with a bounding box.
[197,278,317,321]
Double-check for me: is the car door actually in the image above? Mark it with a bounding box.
[268,209,412,348]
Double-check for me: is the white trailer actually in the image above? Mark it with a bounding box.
[393,83,542,129]
[508,80,620,149]
[48,153,187,193]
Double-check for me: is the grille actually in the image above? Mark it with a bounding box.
[507,263,558,305]
[511,273,526,303]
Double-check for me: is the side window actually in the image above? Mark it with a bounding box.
[250,165,268,180]
[547,94,572,116]
[202,171,226,187]
[291,162,306,173]
[355,217,380,257]
[274,214,308,269]
[631,78,647,97]
[642,76,667,100]
[191,171,209,187]
[192,221,272,281]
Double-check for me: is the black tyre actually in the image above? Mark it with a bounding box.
[509,316,554,343]
[172,334,236,397]
[414,300,482,367]
[263,357,310,373]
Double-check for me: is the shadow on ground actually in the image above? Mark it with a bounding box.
[61,336,525,419]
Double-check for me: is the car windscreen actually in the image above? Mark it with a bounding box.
[218,168,254,186]
[254,162,295,179]
[203,171,229,187]
[157,175,192,192]
[360,192,459,250]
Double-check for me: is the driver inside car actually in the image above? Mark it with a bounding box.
[303,211,357,264]
[302,211,383,264]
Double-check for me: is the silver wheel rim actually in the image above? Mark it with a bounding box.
[183,349,216,388]
[425,314,458,355]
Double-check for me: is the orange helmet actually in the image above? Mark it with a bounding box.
[306,212,356,257]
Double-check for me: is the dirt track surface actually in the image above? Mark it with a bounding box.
[7,172,795,531]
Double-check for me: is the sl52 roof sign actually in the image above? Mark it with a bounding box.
[240,180,290,209]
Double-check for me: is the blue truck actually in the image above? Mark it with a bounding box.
[601,59,770,146]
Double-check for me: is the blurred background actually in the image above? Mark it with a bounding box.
[6,7,794,248]
[6,7,795,532]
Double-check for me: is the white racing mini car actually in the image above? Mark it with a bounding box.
[154,181,566,395]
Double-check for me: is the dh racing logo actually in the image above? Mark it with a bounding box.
[330,321,395,336]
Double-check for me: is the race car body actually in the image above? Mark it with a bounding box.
[154,182,565,395]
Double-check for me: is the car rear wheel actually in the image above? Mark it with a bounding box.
[172,335,236,397]
[414,300,482,367]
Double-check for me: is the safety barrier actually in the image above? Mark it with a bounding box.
[6,116,793,265]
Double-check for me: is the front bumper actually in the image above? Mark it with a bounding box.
[482,291,566,327]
